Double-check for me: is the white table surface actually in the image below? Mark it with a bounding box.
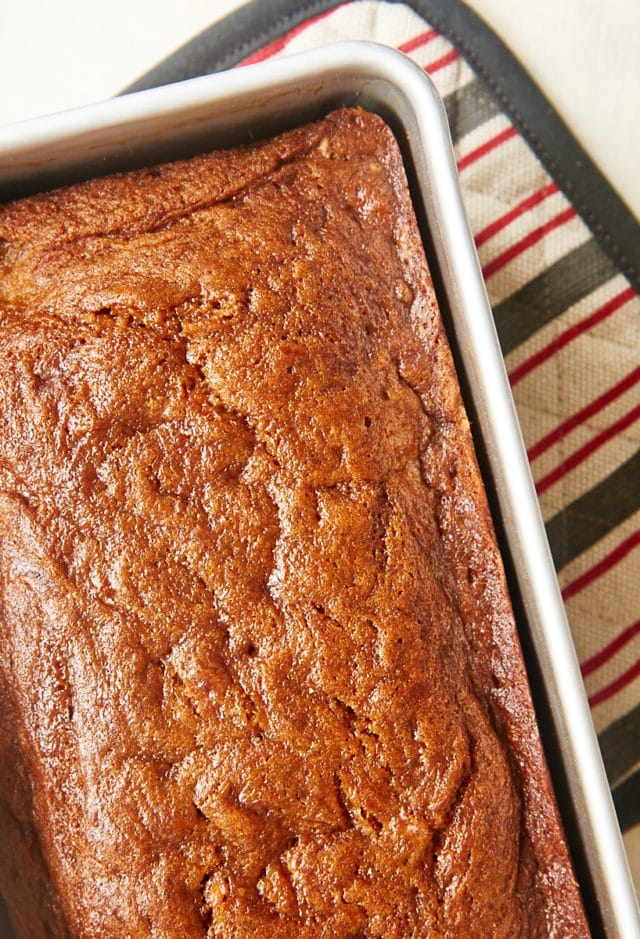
[0,0,639,220]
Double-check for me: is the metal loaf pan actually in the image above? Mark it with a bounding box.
[0,41,637,939]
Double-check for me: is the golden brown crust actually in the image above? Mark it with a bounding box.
[0,108,589,937]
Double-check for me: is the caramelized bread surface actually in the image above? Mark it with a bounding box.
[0,109,589,937]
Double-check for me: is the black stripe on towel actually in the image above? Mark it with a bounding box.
[545,449,640,571]
[444,79,500,144]
[493,239,619,356]
[598,701,640,786]
[612,767,640,833]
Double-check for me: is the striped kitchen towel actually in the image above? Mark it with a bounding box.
[128,0,640,899]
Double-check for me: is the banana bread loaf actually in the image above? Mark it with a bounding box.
[0,108,589,937]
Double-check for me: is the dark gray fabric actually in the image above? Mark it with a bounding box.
[612,769,640,833]
[599,702,640,784]
[444,78,500,143]
[546,449,640,570]
[494,239,619,355]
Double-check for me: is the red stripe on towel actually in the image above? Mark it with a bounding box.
[482,206,576,280]
[536,404,640,495]
[528,365,640,462]
[562,530,640,602]
[475,182,559,248]
[240,4,347,64]
[582,619,640,679]
[457,126,518,171]
[398,28,439,53]
[425,48,459,74]
[509,286,636,386]
[589,657,640,709]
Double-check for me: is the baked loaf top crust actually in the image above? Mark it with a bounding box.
[0,109,588,937]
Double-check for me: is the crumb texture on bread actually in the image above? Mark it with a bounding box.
[0,109,588,937]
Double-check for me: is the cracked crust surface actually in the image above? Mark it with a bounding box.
[0,109,588,937]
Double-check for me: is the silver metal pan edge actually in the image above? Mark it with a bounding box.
[0,40,637,939]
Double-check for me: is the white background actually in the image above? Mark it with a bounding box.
[0,0,639,218]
